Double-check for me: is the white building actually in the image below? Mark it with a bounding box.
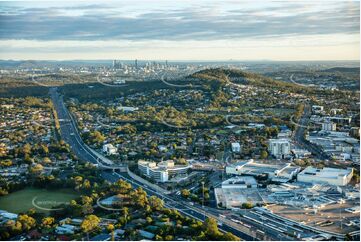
[102,144,117,155]
[138,160,191,183]
[268,139,290,159]
[322,122,336,131]
[231,142,241,153]
[297,166,353,186]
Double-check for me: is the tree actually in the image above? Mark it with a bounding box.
[130,187,148,207]
[122,207,129,222]
[0,187,8,196]
[81,195,93,205]
[30,164,43,175]
[17,214,36,231]
[181,189,190,198]
[164,235,174,241]
[260,150,268,159]
[41,217,55,229]
[149,196,164,211]
[107,224,115,232]
[222,232,240,241]
[241,202,253,209]
[80,215,100,233]
[203,218,221,239]
[112,179,132,194]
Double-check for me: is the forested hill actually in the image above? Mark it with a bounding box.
[189,68,305,91]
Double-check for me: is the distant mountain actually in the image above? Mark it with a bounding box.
[321,67,360,73]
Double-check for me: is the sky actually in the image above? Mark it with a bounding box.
[0,0,359,61]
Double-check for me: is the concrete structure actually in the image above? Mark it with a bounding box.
[102,144,117,155]
[226,159,300,182]
[322,122,337,131]
[268,139,290,159]
[137,160,191,183]
[231,142,241,153]
[297,166,353,186]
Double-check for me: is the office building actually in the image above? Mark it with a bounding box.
[137,160,191,183]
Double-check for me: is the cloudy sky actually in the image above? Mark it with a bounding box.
[0,0,359,61]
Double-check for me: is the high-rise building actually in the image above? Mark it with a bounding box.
[135,59,138,69]
[268,138,290,159]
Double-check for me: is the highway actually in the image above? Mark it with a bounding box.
[293,104,329,160]
[49,87,258,241]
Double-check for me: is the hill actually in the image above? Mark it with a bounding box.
[189,68,305,91]
[321,67,360,73]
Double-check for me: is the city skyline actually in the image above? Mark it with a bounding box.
[0,0,359,61]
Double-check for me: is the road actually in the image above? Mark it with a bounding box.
[293,104,329,160]
[50,88,101,165]
[49,87,259,241]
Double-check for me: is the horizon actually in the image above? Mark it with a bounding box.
[0,0,359,61]
[0,59,360,63]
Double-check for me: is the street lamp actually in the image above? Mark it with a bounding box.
[201,181,205,220]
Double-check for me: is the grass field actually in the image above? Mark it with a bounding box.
[0,187,78,214]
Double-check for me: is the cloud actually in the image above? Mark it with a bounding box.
[0,1,359,41]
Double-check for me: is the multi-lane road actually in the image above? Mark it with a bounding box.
[49,87,259,241]
[293,104,329,160]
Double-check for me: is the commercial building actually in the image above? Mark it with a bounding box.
[214,176,261,209]
[226,159,300,183]
[297,166,353,186]
[137,160,191,183]
[268,139,291,159]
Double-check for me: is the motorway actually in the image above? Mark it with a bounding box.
[293,104,329,160]
[49,87,259,241]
